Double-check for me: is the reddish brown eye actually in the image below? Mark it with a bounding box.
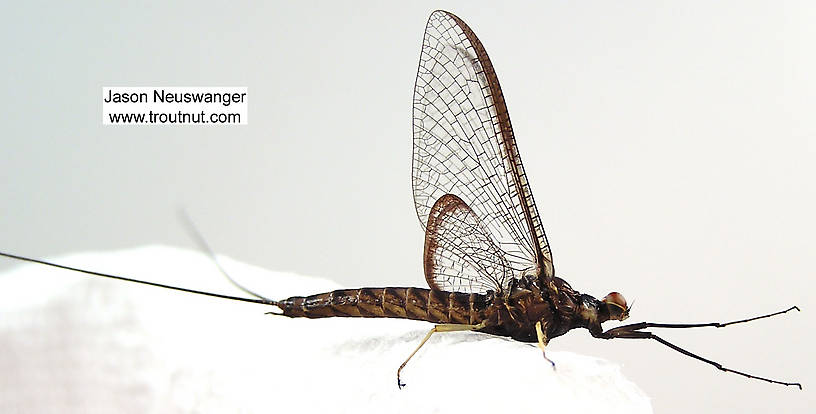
[603,292,627,309]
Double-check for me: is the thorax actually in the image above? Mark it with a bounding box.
[479,275,585,342]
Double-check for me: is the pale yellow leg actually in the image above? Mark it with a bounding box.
[535,320,556,370]
[397,321,486,388]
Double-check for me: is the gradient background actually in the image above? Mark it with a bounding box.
[1,1,813,412]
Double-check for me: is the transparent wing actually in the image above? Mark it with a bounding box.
[412,10,554,293]
[424,194,512,294]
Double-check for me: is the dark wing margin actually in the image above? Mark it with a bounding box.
[424,194,512,294]
[412,10,554,289]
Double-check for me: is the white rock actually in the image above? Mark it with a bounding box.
[0,246,652,413]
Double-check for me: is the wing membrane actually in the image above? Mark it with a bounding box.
[412,10,554,293]
[424,194,512,294]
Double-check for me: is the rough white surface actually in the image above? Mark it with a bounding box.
[0,246,652,413]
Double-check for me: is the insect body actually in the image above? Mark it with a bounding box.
[0,10,801,390]
[276,274,623,343]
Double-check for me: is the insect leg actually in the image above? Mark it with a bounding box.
[603,306,800,335]
[397,321,486,389]
[535,320,556,370]
[603,328,802,389]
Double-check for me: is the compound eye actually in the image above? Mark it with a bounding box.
[602,292,627,309]
[602,292,629,320]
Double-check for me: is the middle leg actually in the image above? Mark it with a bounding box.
[535,320,556,369]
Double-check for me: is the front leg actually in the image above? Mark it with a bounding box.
[598,323,801,388]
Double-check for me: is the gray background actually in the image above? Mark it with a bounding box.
[1,1,813,412]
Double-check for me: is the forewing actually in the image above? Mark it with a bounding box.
[412,11,554,283]
[424,194,511,294]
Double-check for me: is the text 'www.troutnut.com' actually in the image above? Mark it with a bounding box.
[102,87,248,125]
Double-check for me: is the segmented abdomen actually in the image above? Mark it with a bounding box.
[277,287,492,325]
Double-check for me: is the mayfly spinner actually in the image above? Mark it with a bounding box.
[0,10,801,390]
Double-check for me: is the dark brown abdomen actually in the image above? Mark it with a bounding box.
[277,287,491,325]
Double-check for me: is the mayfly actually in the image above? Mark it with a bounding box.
[0,10,801,390]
